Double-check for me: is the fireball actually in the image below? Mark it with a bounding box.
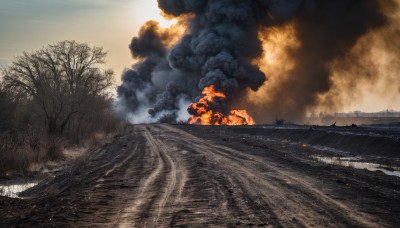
[188,85,255,126]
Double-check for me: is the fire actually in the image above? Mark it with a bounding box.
[188,85,255,125]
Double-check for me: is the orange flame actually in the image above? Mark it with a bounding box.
[188,85,255,125]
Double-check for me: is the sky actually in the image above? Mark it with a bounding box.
[0,0,398,112]
[0,0,165,82]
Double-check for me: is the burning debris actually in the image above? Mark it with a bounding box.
[117,0,400,125]
[188,85,255,125]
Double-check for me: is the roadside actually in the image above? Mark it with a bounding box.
[0,131,122,224]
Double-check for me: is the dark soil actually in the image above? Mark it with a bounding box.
[1,124,399,227]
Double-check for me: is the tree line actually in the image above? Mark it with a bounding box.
[0,40,121,174]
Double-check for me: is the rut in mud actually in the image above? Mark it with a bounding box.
[4,124,400,227]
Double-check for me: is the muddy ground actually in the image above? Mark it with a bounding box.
[1,124,399,227]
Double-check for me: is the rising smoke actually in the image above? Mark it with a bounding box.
[117,0,400,124]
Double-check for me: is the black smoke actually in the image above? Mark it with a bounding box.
[248,0,396,122]
[117,0,398,123]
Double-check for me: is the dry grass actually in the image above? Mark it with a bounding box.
[0,118,126,176]
[0,131,64,176]
[0,133,32,175]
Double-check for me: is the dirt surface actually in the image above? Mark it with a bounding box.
[1,124,399,227]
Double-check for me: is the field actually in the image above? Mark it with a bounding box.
[1,122,399,227]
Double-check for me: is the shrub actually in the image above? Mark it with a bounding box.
[0,133,32,175]
[275,118,286,125]
[0,131,65,176]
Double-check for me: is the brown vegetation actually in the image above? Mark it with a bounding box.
[0,40,121,175]
[0,131,64,176]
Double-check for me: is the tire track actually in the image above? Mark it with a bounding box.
[72,128,147,227]
[146,126,177,220]
[104,142,138,177]
[116,125,186,227]
[159,124,387,227]
[115,127,165,227]
[12,124,393,227]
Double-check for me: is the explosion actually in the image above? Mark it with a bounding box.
[117,0,400,125]
[188,85,255,125]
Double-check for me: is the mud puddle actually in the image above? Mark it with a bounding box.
[313,156,400,177]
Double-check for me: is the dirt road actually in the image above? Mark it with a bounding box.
[4,124,400,227]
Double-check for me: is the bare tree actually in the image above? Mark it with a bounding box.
[0,82,16,130]
[2,40,114,135]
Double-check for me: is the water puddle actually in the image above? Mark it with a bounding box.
[314,156,400,177]
[262,125,309,130]
[311,145,351,156]
[0,182,38,198]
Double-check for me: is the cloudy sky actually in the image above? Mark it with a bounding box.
[0,0,165,79]
[0,0,398,112]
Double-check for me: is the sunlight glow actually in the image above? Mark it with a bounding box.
[157,17,178,29]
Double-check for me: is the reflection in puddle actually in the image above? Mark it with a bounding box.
[0,182,37,198]
[311,145,351,156]
[314,156,400,178]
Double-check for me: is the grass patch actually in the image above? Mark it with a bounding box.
[0,132,64,176]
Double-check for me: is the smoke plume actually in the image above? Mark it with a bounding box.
[117,0,400,124]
